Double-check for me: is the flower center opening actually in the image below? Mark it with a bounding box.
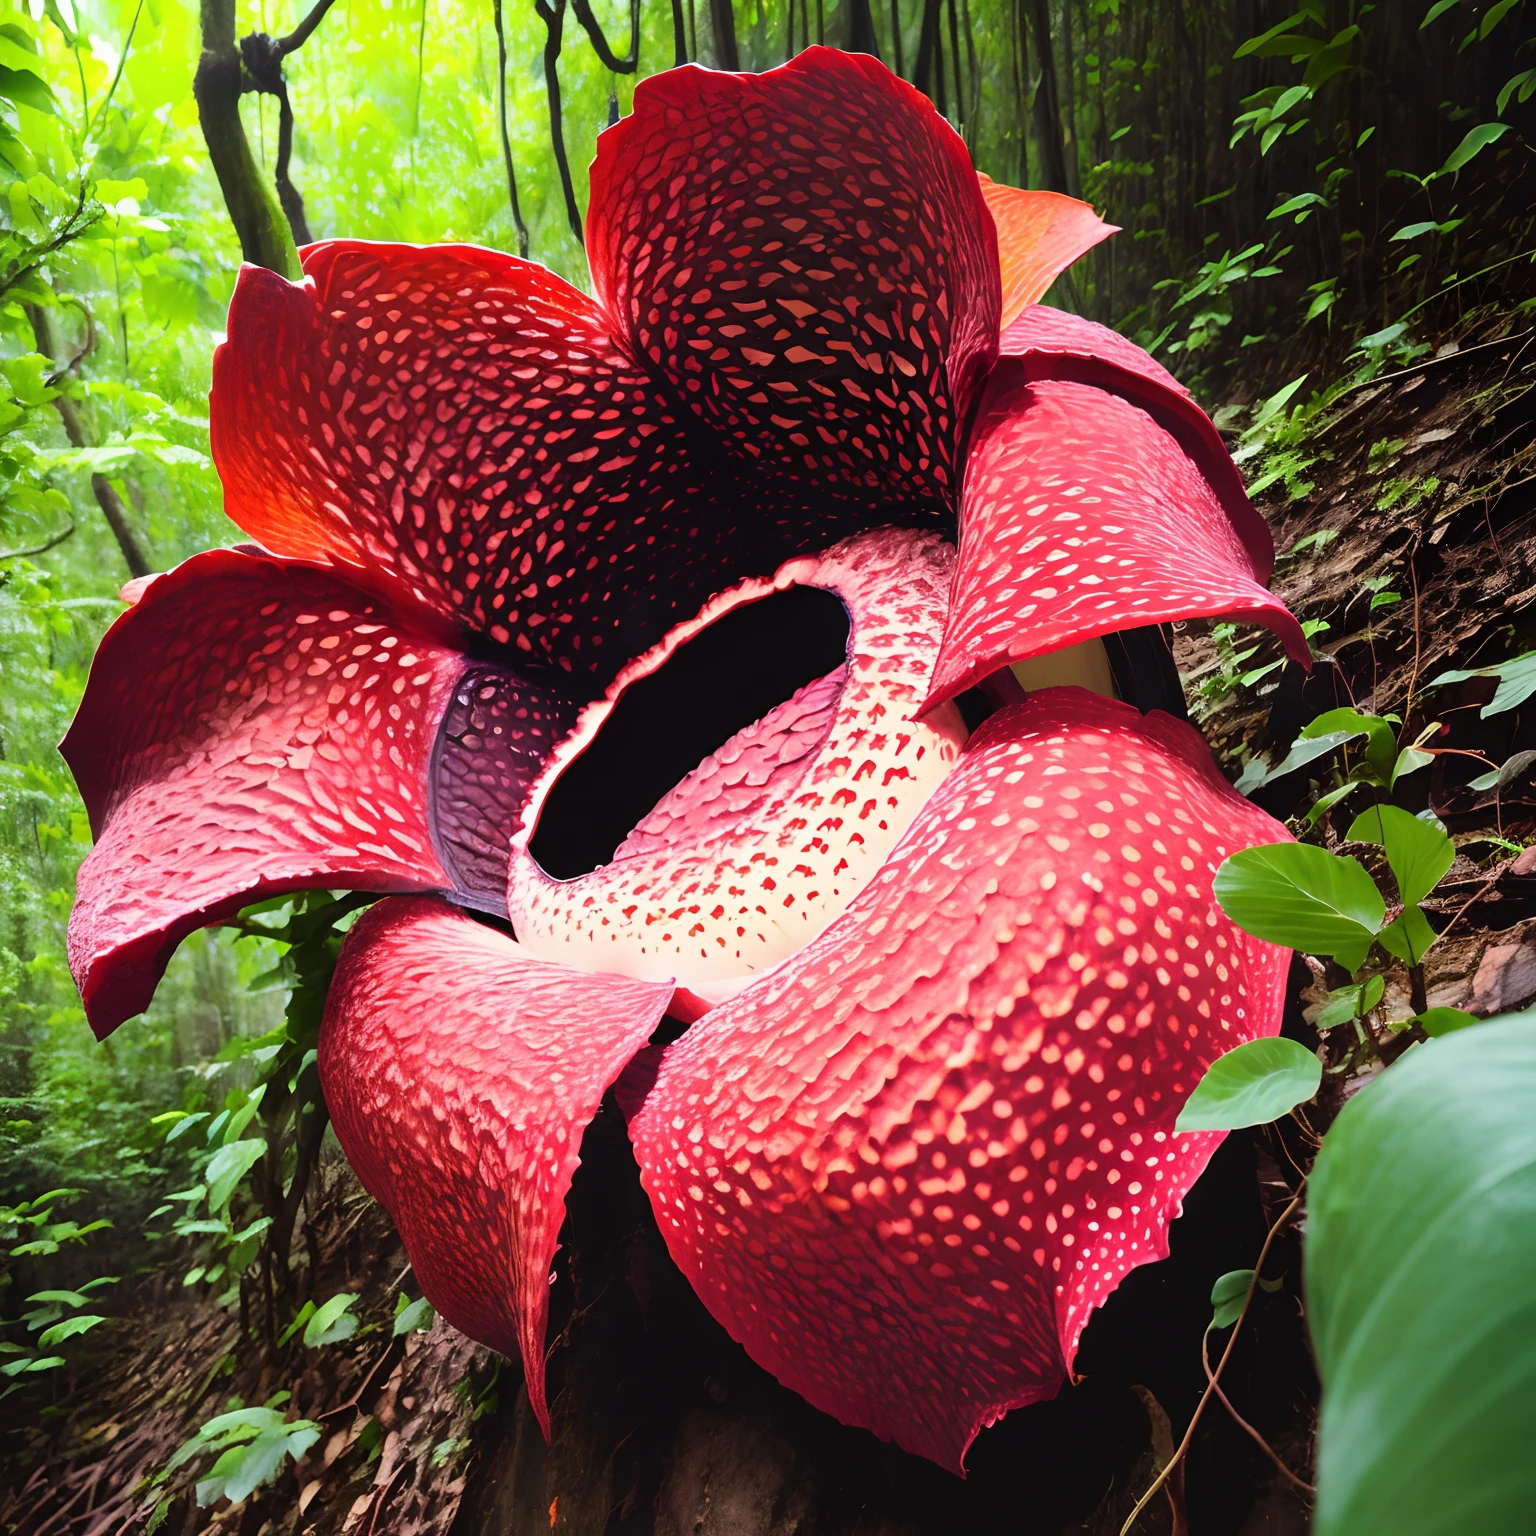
[529,585,851,880]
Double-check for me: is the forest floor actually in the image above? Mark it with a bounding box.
[4,310,1535,1536]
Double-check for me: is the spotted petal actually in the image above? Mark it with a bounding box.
[320,897,672,1434]
[924,374,1309,710]
[61,550,563,1036]
[630,689,1291,1472]
[587,47,999,507]
[1000,306,1271,578]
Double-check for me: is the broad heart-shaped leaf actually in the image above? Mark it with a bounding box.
[1308,1012,1536,1535]
[1347,803,1454,908]
[1175,1037,1322,1131]
[1214,843,1384,970]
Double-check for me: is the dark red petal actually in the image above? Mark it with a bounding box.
[214,242,712,686]
[977,176,1118,329]
[320,897,671,1434]
[924,376,1308,710]
[999,307,1272,579]
[631,689,1290,1472]
[587,48,999,506]
[61,550,556,1036]
[214,242,895,693]
[509,528,967,994]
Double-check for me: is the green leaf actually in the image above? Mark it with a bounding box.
[0,63,56,114]
[1429,651,1536,717]
[1,1354,66,1376]
[36,1314,105,1347]
[1304,781,1365,827]
[1346,804,1454,907]
[1315,974,1386,1028]
[1308,1012,1536,1535]
[24,1289,88,1308]
[1214,844,1384,970]
[393,1294,435,1336]
[1497,69,1536,115]
[1175,1037,1322,1131]
[1301,707,1397,781]
[1430,122,1509,181]
[1411,1007,1481,1036]
[1467,750,1536,793]
[1236,11,1308,57]
[1420,0,1462,24]
[303,1292,358,1347]
[205,1140,265,1215]
[1376,905,1439,967]
[1210,1268,1254,1328]
[1480,0,1521,36]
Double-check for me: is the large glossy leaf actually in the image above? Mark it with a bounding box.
[1308,1012,1536,1535]
[1175,1037,1321,1130]
[1213,843,1384,970]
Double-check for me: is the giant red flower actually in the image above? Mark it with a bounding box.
[62,52,1302,1473]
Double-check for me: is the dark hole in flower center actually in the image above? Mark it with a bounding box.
[529,586,851,880]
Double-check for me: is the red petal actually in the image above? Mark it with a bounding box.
[924,375,1308,710]
[509,528,967,992]
[214,242,716,686]
[977,176,1118,329]
[587,48,998,506]
[60,550,552,1036]
[320,897,671,1434]
[999,306,1273,579]
[630,689,1290,1471]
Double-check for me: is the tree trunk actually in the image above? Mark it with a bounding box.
[27,305,151,578]
[193,0,300,277]
[709,0,741,68]
[1025,0,1070,193]
[847,0,879,55]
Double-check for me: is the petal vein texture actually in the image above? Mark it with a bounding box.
[319,896,672,1435]
[631,689,1291,1472]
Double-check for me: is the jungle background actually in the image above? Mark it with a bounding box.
[0,0,1534,1531]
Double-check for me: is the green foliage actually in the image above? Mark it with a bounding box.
[1175,1037,1322,1131]
[1307,1013,1536,1536]
[160,1394,322,1508]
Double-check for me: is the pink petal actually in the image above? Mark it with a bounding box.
[630,689,1291,1472]
[977,176,1118,329]
[509,527,967,993]
[924,375,1308,711]
[587,48,998,506]
[61,550,559,1037]
[320,897,671,1434]
[1000,306,1272,579]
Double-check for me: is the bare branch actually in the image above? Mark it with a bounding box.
[276,0,340,57]
[536,0,584,246]
[493,0,530,258]
[0,518,76,562]
[572,0,641,73]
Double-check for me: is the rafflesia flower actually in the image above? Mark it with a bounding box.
[63,51,1306,1472]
